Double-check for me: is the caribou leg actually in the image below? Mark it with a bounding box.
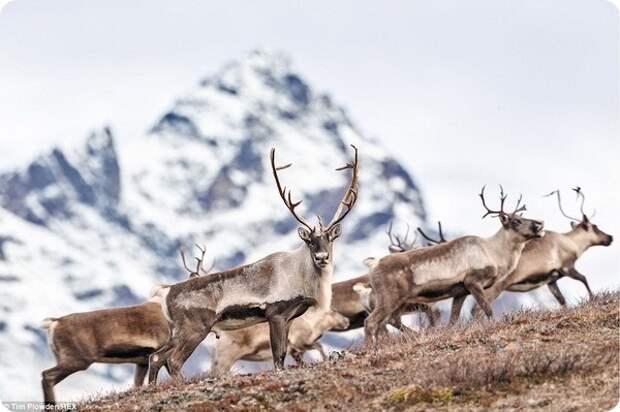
[42,360,90,406]
[449,295,467,324]
[429,304,441,327]
[148,340,175,384]
[365,296,408,344]
[290,349,305,365]
[547,280,567,306]
[365,307,390,344]
[133,362,148,386]
[471,276,507,319]
[210,338,248,377]
[463,267,495,319]
[417,303,441,328]
[167,329,210,378]
[563,267,593,299]
[268,316,289,370]
[309,342,327,361]
[387,313,411,331]
[266,297,315,370]
[149,309,215,383]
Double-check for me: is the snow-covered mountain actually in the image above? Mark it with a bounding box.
[0,50,428,401]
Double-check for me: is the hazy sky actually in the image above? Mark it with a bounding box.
[1,0,618,296]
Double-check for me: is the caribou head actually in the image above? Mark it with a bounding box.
[270,145,359,270]
[546,187,613,247]
[480,185,544,240]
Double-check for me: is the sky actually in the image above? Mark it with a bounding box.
[0,0,618,297]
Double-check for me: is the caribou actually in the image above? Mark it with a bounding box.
[147,146,359,383]
[41,301,168,405]
[40,246,211,406]
[364,186,545,343]
[331,221,443,332]
[472,188,612,316]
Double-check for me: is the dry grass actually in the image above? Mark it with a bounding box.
[80,291,620,411]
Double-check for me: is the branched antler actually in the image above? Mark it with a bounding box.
[326,145,359,230]
[545,186,595,223]
[479,185,526,219]
[270,148,313,231]
[387,221,416,252]
[180,244,213,278]
[270,145,359,232]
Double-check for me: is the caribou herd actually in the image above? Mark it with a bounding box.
[40,146,613,405]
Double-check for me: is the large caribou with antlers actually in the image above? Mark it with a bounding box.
[472,188,612,316]
[147,146,359,383]
[364,186,545,343]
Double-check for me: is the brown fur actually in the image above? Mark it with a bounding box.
[330,274,370,328]
[41,302,169,405]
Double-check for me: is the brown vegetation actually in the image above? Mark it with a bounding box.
[80,291,619,411]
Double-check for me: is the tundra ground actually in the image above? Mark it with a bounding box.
[81,291,619,411]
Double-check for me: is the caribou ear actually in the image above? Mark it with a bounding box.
[498,214,510,228]
[328,223,342,241]
[582,214,590,224]
[298,227,312,242]
[363,257,377,268]
[570,221,577,229]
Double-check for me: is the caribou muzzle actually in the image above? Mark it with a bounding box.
[532,220,545,238]
[314,252,330,268]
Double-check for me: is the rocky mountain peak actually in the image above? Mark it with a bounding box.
[0,126,120,226]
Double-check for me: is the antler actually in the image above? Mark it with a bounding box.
[180,244,212,278]
[386,221,416,252]
[512,193,526,216]
[326,144,360,230]
[544,189,581,222]
[270,148,313,231]
[479,185,504,218]
[417,221,447,245]
[437,221,446,243]
[572,186,596,220]
[479,185,526,219]
[573,187,586,215]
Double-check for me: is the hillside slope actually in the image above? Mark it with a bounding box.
[81,291,619,411]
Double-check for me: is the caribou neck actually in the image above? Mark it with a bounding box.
[486,227,527,263]
[562,228,593,258]
[290,245,334,313]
